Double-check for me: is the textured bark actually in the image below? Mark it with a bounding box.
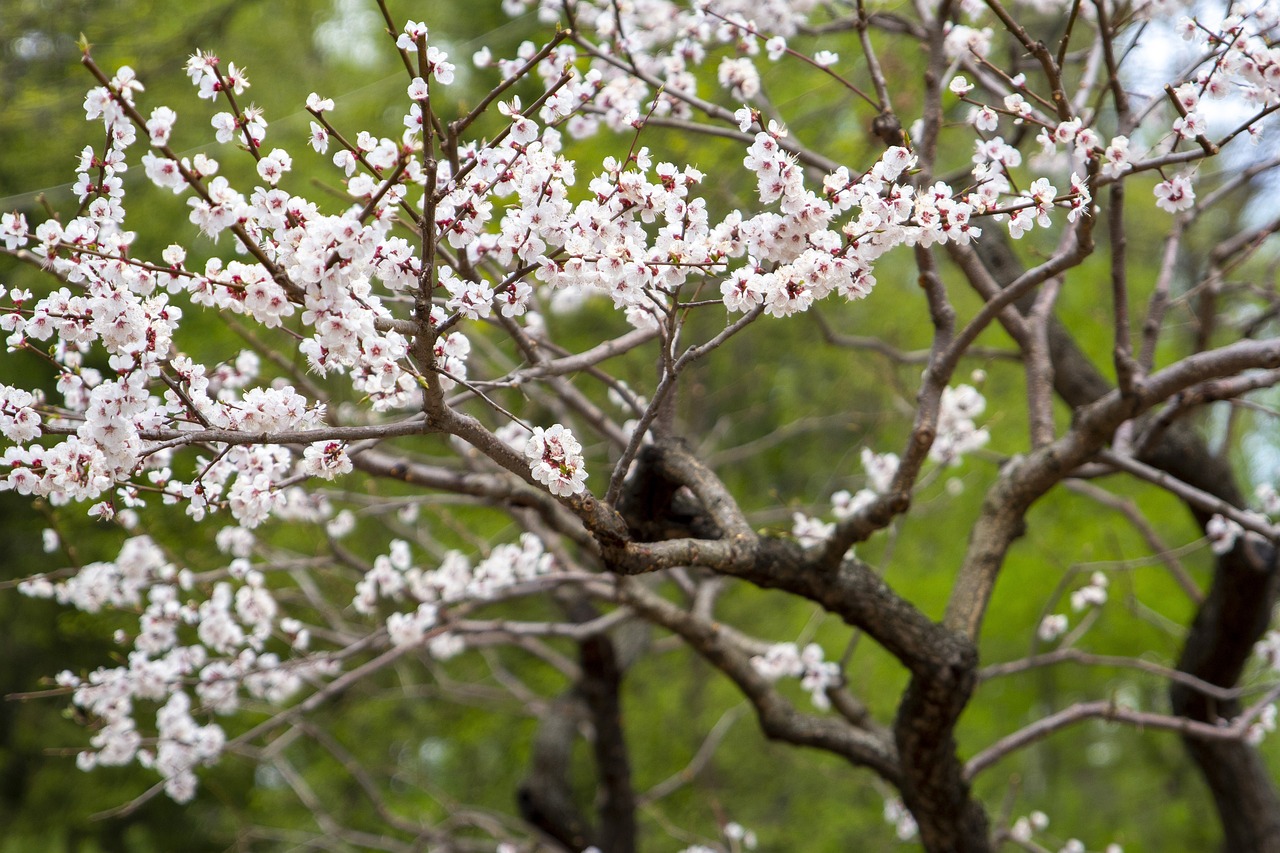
[617,441,992,851]
[896,649,991,853]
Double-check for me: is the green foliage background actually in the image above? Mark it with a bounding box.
[1,1,1275,850]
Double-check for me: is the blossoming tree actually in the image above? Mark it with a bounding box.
[3,0,1280,849]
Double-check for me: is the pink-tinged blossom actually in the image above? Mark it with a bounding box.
[110,65,144,102]
[973,136,1022,169]
[1053,117,1081,144]
[718,57,761,100]
[0,211,28,250]
[1003,93,1033,122]
[524,423,588,496]
[300,441,353,480]
[142,153,187,193]
[1101,136,1132,179]
[255,148,291,185]
[1154,174,1196,213]
[396,20,429,51]
[1174,82,1200,110]
[1066,173,1092,222]
[943,24,993,59]
[1026,178,1056,223]
[146,106,177,145]
[83,86,115,124]
[332,149,358,177]
[439,266,495,319]
[407,77,430,101]
[878,146,916,181]
[426,46,455,84]
[1173,111,1206,139]
[305,92,334,113]
[971,105,999,132]
[211,112,237,144]
[240,106,267,146]
[308,121,330,153]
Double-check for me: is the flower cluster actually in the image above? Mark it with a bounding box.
[353,533,555,655]
[931,384,989,465]
[21,535,337,801]
[524,424,588,496]
[883,798,920,841]
[830,448,901,521]
[1070,571,1110,612]
[750,641,841,709]
[791,512,834,547]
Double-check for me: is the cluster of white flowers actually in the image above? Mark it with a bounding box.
[299,440,353,480]
[0,383,42,443]
[20,535,336,800]
[0,28,492,526]
[931,384,989,465]
[883,797,919,841]
[353,533,555,653]
[396,21,456,84]
[1070,571,1109,612]
[825,387,984,524]
[524,424,588,496]
[791,512,835,547]
[829,448,901,521]
[750,642,841,709]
